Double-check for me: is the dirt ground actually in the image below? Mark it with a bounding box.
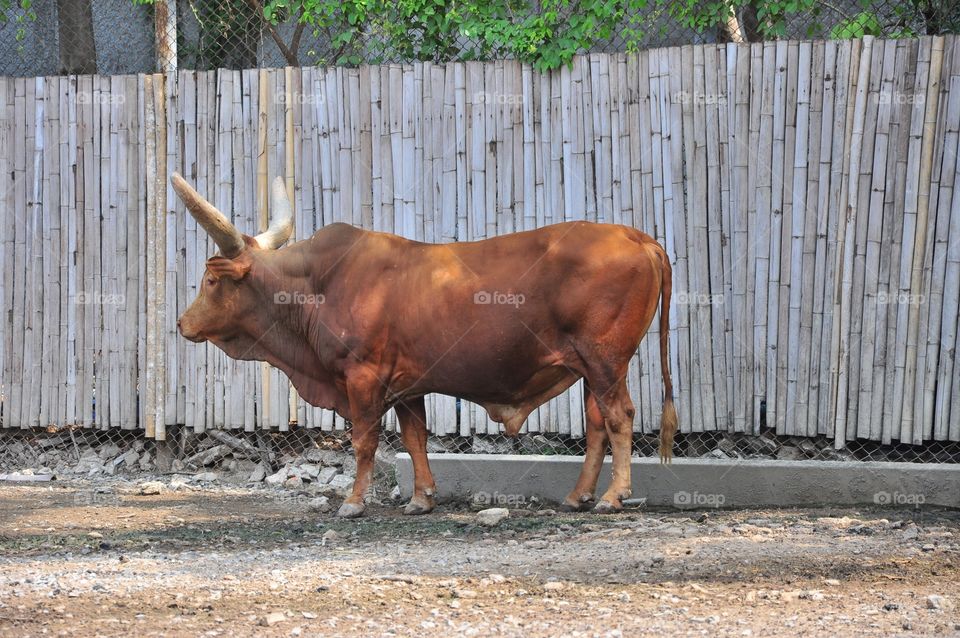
[0,478,958,637]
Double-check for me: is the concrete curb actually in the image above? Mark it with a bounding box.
[395,453,960,509]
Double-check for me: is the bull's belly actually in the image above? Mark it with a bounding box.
[423,364,580,435]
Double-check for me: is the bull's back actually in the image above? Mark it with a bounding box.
[383,222,664,398]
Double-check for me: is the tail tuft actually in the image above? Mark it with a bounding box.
[659,398,677,463]
[655,243,676,464]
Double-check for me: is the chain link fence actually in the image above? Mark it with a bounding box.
[2,0,959,78]
[3,423,959,480]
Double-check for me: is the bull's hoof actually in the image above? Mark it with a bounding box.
[337,501,366,518]
[560,499,592,512]
[403,496,436,515]
[560,493,594,512]
[593,499,621,514]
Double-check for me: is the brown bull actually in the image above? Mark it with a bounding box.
[172,173,677,518]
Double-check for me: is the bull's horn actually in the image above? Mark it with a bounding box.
[254,177,295,250]
[171,172,246,258]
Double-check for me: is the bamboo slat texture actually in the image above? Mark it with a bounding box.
[0,36,958,449]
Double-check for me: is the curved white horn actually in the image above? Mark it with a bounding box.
[171,173,246,258]
[254,177,295,250]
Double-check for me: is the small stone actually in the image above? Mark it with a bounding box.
[138,481,164,496]
[927,595,953,610]
[471,436,515,454]
[308,497,331,513]
[476,508,510,527]
[283,476,304,489]
[322,530,340,542]
[261,611,286,626]
[87,531,103,539]
[248,464,268,483]
[543,581,564,591]
[168,477,191,491]
[266,468,289,486]
[824,579,841,587]
[301,611,317,619]
[922,543,936,552]
[98,443,121,460]
[327,474,354,496]
[299,464,321,479]
[524,539,549,550]
[316,467,339,484]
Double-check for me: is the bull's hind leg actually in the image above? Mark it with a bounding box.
[590,378,636,513]
[563,386,608,511]
[396,397,437,515]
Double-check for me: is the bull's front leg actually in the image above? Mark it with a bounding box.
[337,416,381,518]
[338,368,386,519]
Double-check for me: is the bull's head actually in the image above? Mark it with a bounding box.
[172,173,294,351]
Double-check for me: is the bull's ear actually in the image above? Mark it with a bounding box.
[206,255,251,281]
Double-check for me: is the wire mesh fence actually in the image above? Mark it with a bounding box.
[2,0,959,78]
[3,424,959,483]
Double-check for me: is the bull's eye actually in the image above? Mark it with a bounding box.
[206,277,217,287]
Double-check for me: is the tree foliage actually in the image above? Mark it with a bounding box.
[117,0,960,71]
[262,0,654,71]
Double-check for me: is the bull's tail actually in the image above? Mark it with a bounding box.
[656,246,677,464]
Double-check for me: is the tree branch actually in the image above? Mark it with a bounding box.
[246,0,300,66]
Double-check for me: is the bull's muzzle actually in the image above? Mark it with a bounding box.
[177,316,205,343]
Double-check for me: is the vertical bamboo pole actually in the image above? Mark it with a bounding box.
[833,36,872,447]
[902,36,945,443]
[257,69,270,430]
[285,65,298,423]
[153,73,167,440]
[144,75,157,439]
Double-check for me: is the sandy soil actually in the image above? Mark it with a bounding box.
[0,478,958,637]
